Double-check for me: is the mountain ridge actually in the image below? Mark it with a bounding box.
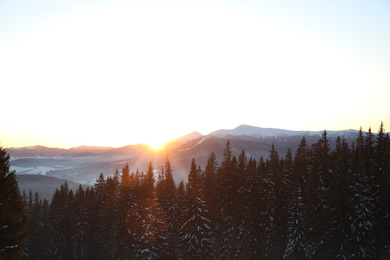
[6,124,370,152]
[6,124,383,189]
[210,124,361,139]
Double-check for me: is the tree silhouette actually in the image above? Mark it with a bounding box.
[0,147,27,259]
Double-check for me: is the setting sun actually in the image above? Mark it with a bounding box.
[147,138,168,150]
[0,0,389,150]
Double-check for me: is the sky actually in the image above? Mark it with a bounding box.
[1,0,390,148]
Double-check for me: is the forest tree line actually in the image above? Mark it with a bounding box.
[1,123,390,259]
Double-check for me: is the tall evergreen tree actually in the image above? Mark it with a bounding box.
[180,158,213,259]
[375,122,390,257]
[203,152,219,219]
[0,147,27,259]
[73,184,89,259]
[284,139,309,259]
[26,192,43,259]
[121,163,131,187]
[272,145,289,255]
[84,187,101,259]
[117,165,137,258]
[258,144,280,259]
[330,136,352,259]
[48,181,76,259]
[233,150,259,258]
[157,156,180,258]
[306,131,335,258]
[127,162,167,259]
[216,142,252,258]
[346,128,377,258]
[94,174,121,258]
[243,155,261,258]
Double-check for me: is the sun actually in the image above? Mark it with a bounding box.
[143,131,176,151]
[147,139,167,150]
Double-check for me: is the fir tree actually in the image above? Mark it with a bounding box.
[94,174,121,259]
[157,156,180,258]
[216,141,244,258]
[26,192,43,259]
[180,158,213,259]
[375,122,390,257]
[345,128,377,258]
[284,140,309,259]
[0,147,27,259]
[258,145,280,259]
[84,186,101,259]
[117,165,137,258]
[306,131,335,259]
[127,162,167,259]
[48,181,76,259]
[121,163,131,187]
[330,136,352,259]
[73,184,88,259]
[203,152,219,218]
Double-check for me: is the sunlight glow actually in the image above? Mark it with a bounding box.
[0,1,389,148]
[147,138,168,151]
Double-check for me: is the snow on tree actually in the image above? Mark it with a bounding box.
[179,158,214,259]
[284,141,309,259]
[126,162,168,259]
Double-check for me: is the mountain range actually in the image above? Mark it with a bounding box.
[7,125,369,200]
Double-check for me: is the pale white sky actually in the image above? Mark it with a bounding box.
[1,0,390,148]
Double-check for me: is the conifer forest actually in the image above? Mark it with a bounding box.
[2,123,390,259]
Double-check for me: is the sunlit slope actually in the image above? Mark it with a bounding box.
[8,125,365,185]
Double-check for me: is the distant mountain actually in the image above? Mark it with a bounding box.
[8,145,113,157]
[210,125,307,138]
[7,125,372,186]
[68,146,113,155]
[210,124,360,140]
[168,131,204,147]
[8,145,70,157]
[208,124,361,153]
[16,174,89,202]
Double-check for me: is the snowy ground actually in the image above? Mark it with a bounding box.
[10,165,73,175]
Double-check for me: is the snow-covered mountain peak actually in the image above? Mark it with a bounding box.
[209,125,362,140]
[170,131,204,146]
[210,125,307,139]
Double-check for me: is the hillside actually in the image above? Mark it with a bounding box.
[16,174,89,202]
[7,125,369,186]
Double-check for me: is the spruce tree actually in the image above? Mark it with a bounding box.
[346,128,377,258]
[330,136,352,258]
[306,131,335,258]
[95,175,120,259]
[284,139,309,259]
[84,187,101,259]
[26,192,44,259]
[0,147,27,259]
[121,163,131,187]
[180,158,213,259]
[203,152,219,219]
[234,150,259,258]
[117,165,137,257]
[127,162,167,259]
[258,145,280,259]
[216,141,244,257]
[48,182,76,259]
[157,157,180,258]
[375,122,390,257]
[73,184,88,259]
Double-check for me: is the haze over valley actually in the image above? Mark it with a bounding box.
[8,124,373,199]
